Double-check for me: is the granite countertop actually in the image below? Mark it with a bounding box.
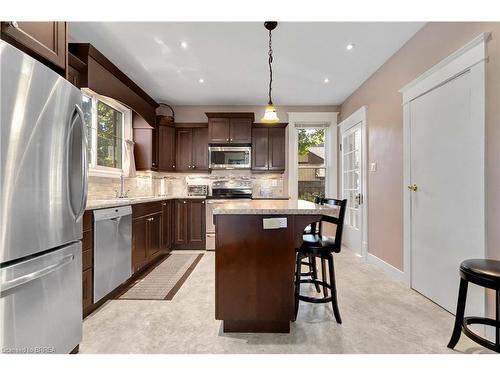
[212,199,339,216]
[85,195,206,210]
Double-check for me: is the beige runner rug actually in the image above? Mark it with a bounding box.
[118,253,203,300]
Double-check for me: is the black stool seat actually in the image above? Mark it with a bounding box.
[299,234,337,256]
[448,258,500,353]
[460,259,500,288]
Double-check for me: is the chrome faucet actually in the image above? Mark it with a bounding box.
[115,174,129,198]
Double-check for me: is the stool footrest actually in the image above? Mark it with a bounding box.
[462,316,500,353]
[298,278,331,289]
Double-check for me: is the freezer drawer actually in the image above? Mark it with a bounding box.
[93,206,132,303]
[0,243,82,354]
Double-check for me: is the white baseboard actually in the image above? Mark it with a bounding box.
[367,253,405,283]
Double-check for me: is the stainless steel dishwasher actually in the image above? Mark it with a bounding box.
[93,205,132,303]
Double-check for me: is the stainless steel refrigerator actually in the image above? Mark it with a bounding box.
[0,40,88,354]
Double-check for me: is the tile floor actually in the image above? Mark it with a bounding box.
[79,249,492,354]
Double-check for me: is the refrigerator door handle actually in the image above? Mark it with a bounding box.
[75,104,88,220]
[0,254,75,295]
[67,104,88,221]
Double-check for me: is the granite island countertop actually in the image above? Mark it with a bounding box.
[85,195,206,210]
[212,199,339,216]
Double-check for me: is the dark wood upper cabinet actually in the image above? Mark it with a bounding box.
[251,124,287,173]
[1,21,66,72]
[175,127,209,172]
[206,113,254,144]
[175,129,193,172]
[229,118,252,144]
[269,127,286,171]
[208,118,230,144]
[192,127,209,171]
[158,125,176,172]
[133,113,158,171]
[252,128,269,170]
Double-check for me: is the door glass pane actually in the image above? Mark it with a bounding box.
[96,101,123,169]
[297,129,326,202]
[342,127,361,229]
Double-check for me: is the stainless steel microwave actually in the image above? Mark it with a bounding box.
[208,146,251,169]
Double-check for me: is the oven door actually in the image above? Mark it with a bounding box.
[208,147,251,169]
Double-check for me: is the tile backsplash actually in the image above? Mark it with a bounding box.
[87,170,286,200]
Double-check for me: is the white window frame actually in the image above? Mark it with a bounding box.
[287,112,338,200]
[82,89,133,178]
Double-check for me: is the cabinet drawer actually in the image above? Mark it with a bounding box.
[82,230,93,251]
[82,249,93,271]
[132,201,163,218]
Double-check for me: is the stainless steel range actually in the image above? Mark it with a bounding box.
[205,180,252,250]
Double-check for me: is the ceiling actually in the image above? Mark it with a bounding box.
[69,22,424,106]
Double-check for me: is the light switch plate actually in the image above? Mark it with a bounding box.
[263,217,287,229]
[370,162,377,172]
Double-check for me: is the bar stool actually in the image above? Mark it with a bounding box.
[447,259,500,353]
[301,196,323,293]
[294,198,347,323]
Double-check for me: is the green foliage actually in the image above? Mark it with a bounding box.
[298,191,325,202]
[96,101,122,168]
[298,129,324,156]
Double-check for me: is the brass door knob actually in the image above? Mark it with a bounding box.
[407,184,418,191]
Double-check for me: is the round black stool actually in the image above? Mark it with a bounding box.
[447,259,500,353]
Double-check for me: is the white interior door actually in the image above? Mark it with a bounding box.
[341,122,363,254]
[409,70,484,316]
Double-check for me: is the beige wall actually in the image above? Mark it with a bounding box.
[157,105,340,122]
[340,22,500,271]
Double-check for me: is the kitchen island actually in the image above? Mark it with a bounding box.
[213,199,339,333]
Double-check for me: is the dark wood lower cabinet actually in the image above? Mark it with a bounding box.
[174,199,206,250]
[132,217,148,273]
[84,198,205,318]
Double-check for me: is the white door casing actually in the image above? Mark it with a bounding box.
[338,106,368,257]
[400,33,488,317]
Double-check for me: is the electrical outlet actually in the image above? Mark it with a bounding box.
[370,162,377,172]
[263,218,288,229]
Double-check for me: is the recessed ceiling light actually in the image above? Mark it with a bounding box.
[323,78,330,83]
[199,78,204,83]
[346,43,355,51]
[181,41,188,49]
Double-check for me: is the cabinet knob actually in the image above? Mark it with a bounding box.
[226,139,229,142]
[162,203,166,206]
[183,201,187,204]
[173,165,175,169]
[10,21,19,28]
[201,201,205,204]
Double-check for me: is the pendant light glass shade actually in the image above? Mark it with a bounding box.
[261,104,280,123]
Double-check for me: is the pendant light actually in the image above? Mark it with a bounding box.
[261,21,280,123]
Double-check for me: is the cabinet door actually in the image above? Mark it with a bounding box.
[208,118,230,144]
[151,126,159,171]
[161,201,173,251]
[269,128,286,171]
[132,218,148,272]
[1,22,66,70]
[187,200,206,249]
[175,129,193,171]
[192,127,209,171]
[146,212,162,259]
[158,126,176,171]
[230,118,252,144]
[82,268,93,310]
[174,200,188,246]
[252,128,269,170]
